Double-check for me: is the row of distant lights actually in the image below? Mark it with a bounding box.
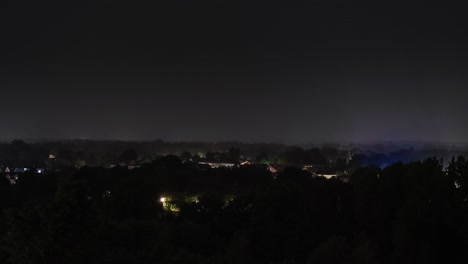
[3,168,43,174]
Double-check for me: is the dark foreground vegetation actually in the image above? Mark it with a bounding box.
[2,154,468,263]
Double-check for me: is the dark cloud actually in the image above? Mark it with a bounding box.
[1,0,467,142]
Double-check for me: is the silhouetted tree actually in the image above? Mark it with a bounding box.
[118,148,138,164]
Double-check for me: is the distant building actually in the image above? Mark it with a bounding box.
[316,174,338,179]
[267,165,278,173]
[14,168,29,173]
[198,162,236,168]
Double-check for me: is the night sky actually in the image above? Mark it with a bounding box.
[1,0,467,143]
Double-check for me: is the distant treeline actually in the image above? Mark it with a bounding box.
[0,139,289,167]
[1,155,468,263]
[1,139,467,170]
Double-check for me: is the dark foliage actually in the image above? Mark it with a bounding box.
[1,153,468,263]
